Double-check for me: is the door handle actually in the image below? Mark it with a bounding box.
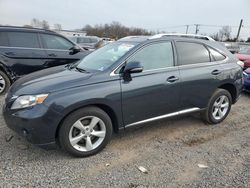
[211,70,222,75]
[48,53,57,57]
[167,76,179,83]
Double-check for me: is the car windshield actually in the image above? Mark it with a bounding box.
[76,42,136,71]
[239,47,250,55]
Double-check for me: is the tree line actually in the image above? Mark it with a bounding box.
[81,21,152,39]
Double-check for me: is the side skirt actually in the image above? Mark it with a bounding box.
[124,107,201,129]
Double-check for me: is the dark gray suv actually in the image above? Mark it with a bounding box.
[3,35,243,157]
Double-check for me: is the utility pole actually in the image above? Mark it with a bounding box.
[236,19,243,41]
[186,25,189,34]
[194,24,200,34]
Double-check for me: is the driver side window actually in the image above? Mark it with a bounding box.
[41,34,74,50]
[128,42,174,71]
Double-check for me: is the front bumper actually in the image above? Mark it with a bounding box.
[2,102,62,149]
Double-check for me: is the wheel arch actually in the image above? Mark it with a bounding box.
[55,103,120,140]
[218,83,237,104]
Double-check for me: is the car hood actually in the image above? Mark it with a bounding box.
[9,65,93,95]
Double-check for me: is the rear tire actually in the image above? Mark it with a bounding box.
[58,106,113,157]
[0,70,10,95]
[203,89,232,124]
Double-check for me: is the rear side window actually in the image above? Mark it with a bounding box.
[0,32,9,46]
[41,34,74,50]
[128,42,174,71]
[208,47,226,61]
[176,42,210,65]
[7,32,40,48]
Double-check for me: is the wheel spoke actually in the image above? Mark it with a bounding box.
[218,109,223,118]
[73,120,85,131]
[91,130,105,138]
[0,79,5,85]
[218,96,225,105]
[85,136,93,151]
[213,108,219,117]
[70,134,84,146]
[221,103,229,108]
[89,117,100,129]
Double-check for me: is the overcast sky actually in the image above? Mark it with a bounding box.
[0,0,250,39]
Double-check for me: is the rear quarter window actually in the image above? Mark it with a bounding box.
[176,42,210,65]
[208,47,226,61]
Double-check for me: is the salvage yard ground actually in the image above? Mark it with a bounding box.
[0,94,250,187]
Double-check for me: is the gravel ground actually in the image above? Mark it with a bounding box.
[0,94,250,188]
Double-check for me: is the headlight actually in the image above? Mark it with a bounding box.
[11,94,48,110]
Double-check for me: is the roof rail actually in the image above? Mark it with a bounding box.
[0,25,55,33]
[149,33,215,41]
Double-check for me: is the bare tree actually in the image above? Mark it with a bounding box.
[219,26,232,41]
[81,21,152,39]
[31,18,42,28]
[41,20,50,29]
[54,24,62,30]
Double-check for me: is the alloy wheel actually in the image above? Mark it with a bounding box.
[0,75,6,93]
[69,116,106,152]
[212,95,229,120]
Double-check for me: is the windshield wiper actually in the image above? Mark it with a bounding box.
[75,67,89,73]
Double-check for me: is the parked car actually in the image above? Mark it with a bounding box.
[0,26,89,94]
[3,35,243,157]
[69,36,103,51]
[243,68,250,92]
[235,46,250,69]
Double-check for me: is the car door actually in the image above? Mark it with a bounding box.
[0,31,47,77]
[175,41,225,110]
[121,41,181,126]
[40,33,83,68]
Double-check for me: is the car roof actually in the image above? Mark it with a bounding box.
[118,33,215,43]
[0,25,57,34]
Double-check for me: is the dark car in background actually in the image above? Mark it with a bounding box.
[3,35,243,157]
[0,26,89,94]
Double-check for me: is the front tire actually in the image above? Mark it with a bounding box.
[203,89,232,124]
[58,107,113,157]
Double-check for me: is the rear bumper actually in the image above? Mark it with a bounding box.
[2,102,62,149]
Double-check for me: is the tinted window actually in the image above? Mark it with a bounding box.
[41,34,73,50]
[0,32,8,46]
[208,47,226,61]
[176,42,210,65]
[128,42,174,71]
[7,32,40,48]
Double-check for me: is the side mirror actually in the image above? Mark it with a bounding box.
[69,46,81,55]
[123,61,143,81]
[124,61,143,74]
